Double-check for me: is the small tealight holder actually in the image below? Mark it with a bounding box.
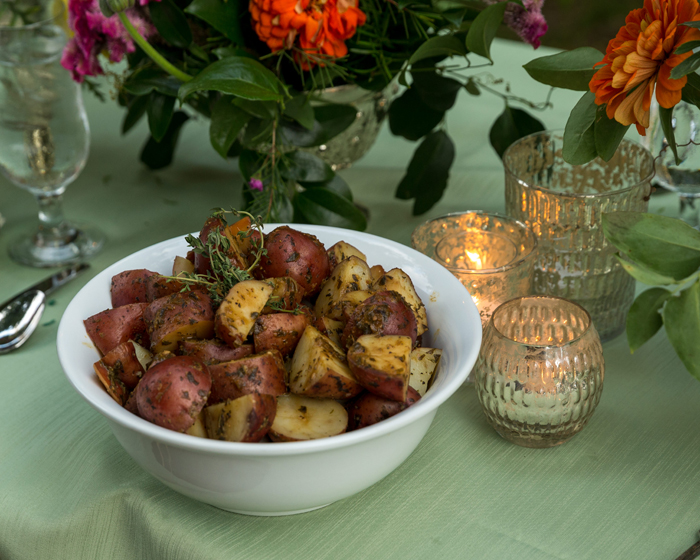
[411,212,538,326]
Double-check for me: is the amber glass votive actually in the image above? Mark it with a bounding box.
[411,212,537,326]
[474,296,605,448]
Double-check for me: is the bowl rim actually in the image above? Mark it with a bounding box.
[57,224,481,457]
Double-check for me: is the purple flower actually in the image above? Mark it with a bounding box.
[249,178,264,192]
[61,0,155,82]
[483,0,548,49]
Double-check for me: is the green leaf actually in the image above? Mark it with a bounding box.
[523,47,604,91]
[594,105,629,161]
[212,46,254,60]
[670,51,700,79]
[465,1,508,61]
[681,21,700,28]
[663,280,700,381]
[626,287,672,353]
[122,95,148,134]
[489,106,545,158]
[280,103,357,147]
[389,88,444,141]
[464,79,480,96]
[681,72,700,107]
[284,95,315,130]
[674,40,700,55]
[178,57,284,102]
[615,254,678,286]
[659,105,681,166]
[146,92,175,142]
[185,0,243,44]
[209,97,251,159]
[408,35,467,66]
[232,98,277,119]
[299,174,353,201]
[148,0,192,48]
[240,118,273,148]
[396,130,455,215]
[563,91,597,165]
[281,151,334,183]
[140,111,189,170]
[602,212,700,281]
[238,149,264,180]
[294,189,367,230]
[123,68,180,97]
[411,71,462,112]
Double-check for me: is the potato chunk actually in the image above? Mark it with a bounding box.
[314,256,372,319]
[269,394,347,441]
[409,348,442,396]
[373,268,428,336]
[327,241,367,270]
[215,280,274,347]
[204,394,277,442]
[347,334,413,402]
[144,291,214,354]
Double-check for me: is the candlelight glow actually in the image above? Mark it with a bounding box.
[465,250,483,270]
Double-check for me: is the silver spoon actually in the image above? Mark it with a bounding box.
[0,263,89,354]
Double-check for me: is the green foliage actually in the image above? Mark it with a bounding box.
[389,88,444,141]
[664,280,700,381]
[625,287,671,353]
[146,92,175,142]
[659,106,681,166]
[140,111,189,169]
[489,106,545,158]
[185,0,244,44]
[280,104,357,147]
[209,97,251,158]
[562,92,597,164]
[122,95,148,134]
[523,47,604,91]
[149,0,192,48]
[465,1,508,61]
[294,188,367,231]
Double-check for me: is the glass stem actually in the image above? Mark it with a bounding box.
[35,192,75,246]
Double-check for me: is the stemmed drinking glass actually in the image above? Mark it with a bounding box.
[0,0,104,267]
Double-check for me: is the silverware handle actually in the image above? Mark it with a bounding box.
[676,540,700,560]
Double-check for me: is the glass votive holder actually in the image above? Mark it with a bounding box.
[474,296,605,448]
[503,131,654,342]
[412,212,538,326]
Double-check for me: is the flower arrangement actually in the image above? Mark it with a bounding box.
[525,0,700,380]
[60,0,549,229]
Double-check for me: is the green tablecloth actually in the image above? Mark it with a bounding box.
[2,39,699,560]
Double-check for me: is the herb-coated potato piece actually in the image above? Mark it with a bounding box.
[135,356,212,433]
[214,280,274,348]
[94,340,146,403]
[110,269,156,308]
[93,360,128,405]
[409,348,442,397]
[289,326,362,399]
[124,387,141,416]
[326,289,374,322]
[346,387,420,431]
[257,226,330,296]
[269,394,347,442]
[262,277,304,314]
[172,255,194,276]
[327,241,367,270]
[369,264,385,284]
[186,411,208,438]
[373,268,428,336]
[144,291,215,353]
[180,339,254,365]
[204,394,277,442]
[347,334,413,402]
[208,350,287,405]
[314,316,344,348]
[253,312,309,356]
[314,256,372,319]
[148,350,176,369]
[84,302,150,355]
[195,216,248,276]
[342,290,417,348]
[145,275,187,302]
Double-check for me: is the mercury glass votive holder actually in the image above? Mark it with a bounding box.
[474,296,605,448]
[503,131,654,342]
[411,211,538,326]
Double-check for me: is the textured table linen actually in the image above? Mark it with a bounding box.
[1,40,699,560]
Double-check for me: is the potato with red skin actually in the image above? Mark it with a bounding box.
[257,226,330,296]
[195,216,247,276]
[208,350,287,405]
[180,339,254,365]
[253,313,309,356]
[342,291,418,348]
[145,275,186,302]
[215,280,273,348]
[347,387,421,431]
[135,356,212,433]
[204,394,277,442]
[84,303,150,355]
[144,291,215,353]
[94,341,145,399]
[110,269,157,307]
[261,277,303,314]
[347,334,413,402]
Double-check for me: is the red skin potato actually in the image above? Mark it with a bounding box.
[180,339,254,365]
[261,277,304,314]
[208,350,287,405]
[135,356,212,432]
[346,387,420,431]
[143,290,215,353]
[347,336,412,402]
[99,340,145,391]
[253,313,309,357]
[145,275,186,302]
[195,217,247,276]
[111,269,157,307]
[342,291,417,348]
[207,394,277,443]
[94,361,128,405]
[84,303,150,356]
[256,226,330,297]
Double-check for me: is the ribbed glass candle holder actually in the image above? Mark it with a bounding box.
[503,132,654,341]
[411,212,537,326]
[474,296,605,448]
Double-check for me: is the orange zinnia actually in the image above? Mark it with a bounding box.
[249,0,366,65]
[589,0,700,134]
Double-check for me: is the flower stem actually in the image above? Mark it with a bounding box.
[118,12,192,83]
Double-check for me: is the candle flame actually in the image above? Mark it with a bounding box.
[465,250,483,270]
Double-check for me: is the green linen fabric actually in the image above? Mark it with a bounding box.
[1,40,700,560]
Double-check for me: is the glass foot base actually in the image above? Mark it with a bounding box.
[9,223,105,268]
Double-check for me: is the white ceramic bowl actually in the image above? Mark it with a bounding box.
[57,225,481,516]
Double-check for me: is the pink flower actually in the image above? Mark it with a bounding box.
[484,0,548,49]
[61,0,155,82]
[249,178,264,192]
